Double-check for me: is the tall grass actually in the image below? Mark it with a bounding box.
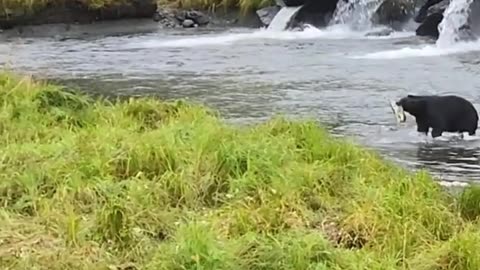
[1,71,480,269]
[0,0,274,17]
[158,0,273,13]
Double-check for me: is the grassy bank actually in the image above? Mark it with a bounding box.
[0,0,274,16]
[1,72,480,269]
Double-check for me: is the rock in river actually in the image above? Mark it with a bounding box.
[182,19,195,28]
[414,0,480,40]
[256,6,281,27]
[372,0,415,28]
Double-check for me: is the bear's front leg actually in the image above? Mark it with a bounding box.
[431,128,443,138]
[416,121,429,135]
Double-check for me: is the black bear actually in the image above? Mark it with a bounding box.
[395,95,479,138]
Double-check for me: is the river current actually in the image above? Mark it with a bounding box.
[1,18,480,186]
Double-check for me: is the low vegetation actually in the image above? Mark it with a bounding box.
[0,0,274,17]
[1,71,480,269]
[158,0,274,12]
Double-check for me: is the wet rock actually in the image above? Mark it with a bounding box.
[372,0,415,26]
[182,19,195,28]
[153,8,179,28]
[175,10,187,22]
[256,6,281,27]
[257,0,340,28]
[185,10,209,26]
[415,12,443,38]
[154,9,209,28]
[413,0,448,39]
[414,0,446,23]
[414,0,479,40]
[283,0,307,6]
[296,0,341,27]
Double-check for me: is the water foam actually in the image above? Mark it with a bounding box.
[330,0,383,29]
[352,0,479,59]
[351,39,480,59]
[267,5,304,31]
[135,24,413,48]
[437,0,474,48]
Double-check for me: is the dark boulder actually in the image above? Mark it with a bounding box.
[256,6,281,27]
[283,0,307,6]
[372,0,415,27]
[414,0,448,39]
[414,0,445,23]
[185,10,209,26]
[295,0,341,27]
[415,12,443,38]
[415,0,480,40]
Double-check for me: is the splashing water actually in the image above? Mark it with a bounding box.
[131,24,413,49]
[330,0,383,29]
[267,5,304,31]
[437,0,474,47]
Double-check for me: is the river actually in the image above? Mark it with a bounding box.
[1,16,480,186]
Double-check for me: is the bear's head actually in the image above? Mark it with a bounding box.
[395,95,428,121]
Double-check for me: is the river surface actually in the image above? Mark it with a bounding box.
[1,19,480,186]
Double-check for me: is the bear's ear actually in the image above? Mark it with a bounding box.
[407,94,424,99]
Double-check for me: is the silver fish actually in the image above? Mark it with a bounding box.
[389,100,406,123]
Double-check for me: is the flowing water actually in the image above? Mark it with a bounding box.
[437,0,474,47]
[267,5,304,31]
[0,0,480,186]
[330,0,383,29]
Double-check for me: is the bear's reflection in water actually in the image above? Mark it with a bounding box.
[414,140,480,182]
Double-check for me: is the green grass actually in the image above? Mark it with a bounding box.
[158,0,274,13]
[0,0,150,18]
[1,71,480,269]
[0,0,274,18]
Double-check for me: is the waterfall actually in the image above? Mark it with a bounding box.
[330,0,383,29]
[436,0,474,47]
[267,5,304,31]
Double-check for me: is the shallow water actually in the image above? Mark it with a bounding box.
[1,19,480,185]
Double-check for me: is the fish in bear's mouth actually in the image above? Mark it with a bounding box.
[389,100,406,123]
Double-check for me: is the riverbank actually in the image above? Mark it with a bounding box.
[0,0,270,30]
[1,72,480,269]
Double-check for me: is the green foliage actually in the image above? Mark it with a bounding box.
[0,71,478,269]
[0,0,274,17]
